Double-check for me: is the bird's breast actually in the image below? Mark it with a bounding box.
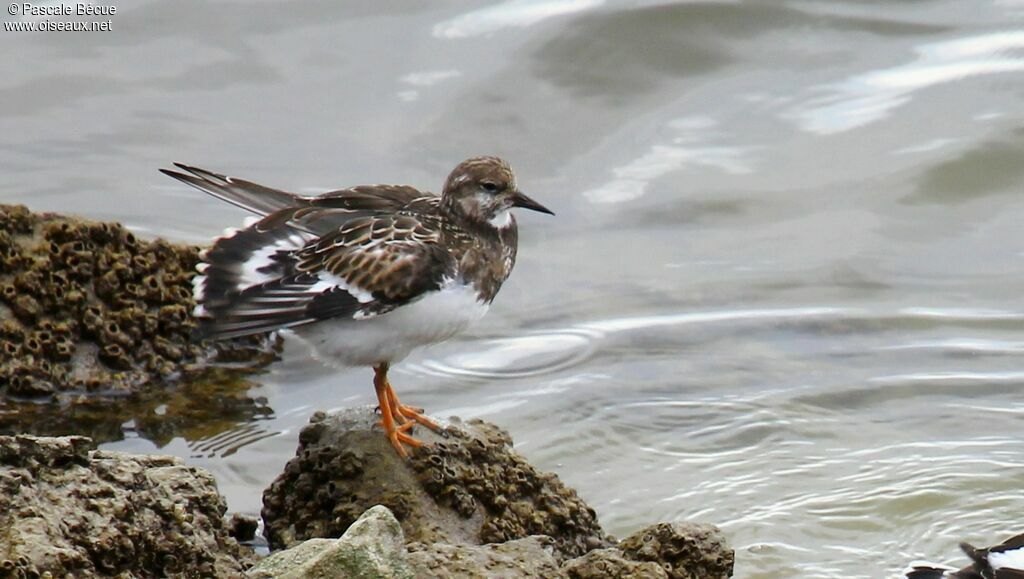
[454,235,516,303]
[294,281,489,367]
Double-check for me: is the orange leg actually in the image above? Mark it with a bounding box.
[373,363,433,457]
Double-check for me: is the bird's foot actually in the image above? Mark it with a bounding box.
[373,363,444,457]
[377,404,425,458]
[383,426,423,459]
[379,402,445,457]
[392,403,442,433]
[385,385,442,434]
[376,387,432,457]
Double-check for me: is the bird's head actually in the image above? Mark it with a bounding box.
[442,156,553,229]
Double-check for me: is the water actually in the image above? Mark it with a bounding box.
[4,1,1024,576]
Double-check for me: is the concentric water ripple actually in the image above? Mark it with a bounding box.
[437,304,1024,578]
[410,329,600,378]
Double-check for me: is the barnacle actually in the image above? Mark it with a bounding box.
[153,337,183,362]
[11,295,41,323]
[99,343,131,370]
[0,204,35,234]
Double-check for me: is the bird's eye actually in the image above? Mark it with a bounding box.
[481,181,499,193]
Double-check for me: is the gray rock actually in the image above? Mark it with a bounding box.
[258,408,734,578]
[0,434,254,577]
[407,535,563,578]
[229,512,260,542]
[619,521,734,579]
[261,407,611,559]
[562,547,669,578]
[248,505,414,579]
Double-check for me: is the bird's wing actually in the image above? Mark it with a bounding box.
[160,163,303,217]
[161,163,439,236]
[976,534,1024,579]
[195,213,454,339]
[257,185,437,236]
[315,184,431,209]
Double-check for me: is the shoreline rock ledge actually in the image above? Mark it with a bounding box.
[257,407,735,578]
[0,411,734,578]
[0,434,254,577]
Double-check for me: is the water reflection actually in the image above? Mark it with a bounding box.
[433,0,603,39]
[397,69,462,102]
[795,31,1024,134]
[911,134,1024,203]
[0,369,274,452]
[583,117,753,204]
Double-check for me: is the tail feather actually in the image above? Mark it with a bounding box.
[160,163,302,217]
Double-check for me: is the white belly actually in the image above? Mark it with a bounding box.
[291,283,489,367]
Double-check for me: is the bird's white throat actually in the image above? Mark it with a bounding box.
[488,209,512,229]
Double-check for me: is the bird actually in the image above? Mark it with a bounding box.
[160,157,553,457]
[904,533,1024,579]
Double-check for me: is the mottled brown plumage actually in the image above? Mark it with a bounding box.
[161,156,553,457]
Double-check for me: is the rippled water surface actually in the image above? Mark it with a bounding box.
[4,1,1024,576]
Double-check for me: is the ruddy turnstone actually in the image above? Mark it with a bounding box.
[905,533,1024,578]
[161,157,552,457]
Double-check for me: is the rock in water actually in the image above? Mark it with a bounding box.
[261,407,612,559]
[561,548,670,578]
[259,410,737,577]
[248,505,414,579]
[0,435,254,577]
[406,535,563,578]
[251,506,564,578]
[619,521,734,579]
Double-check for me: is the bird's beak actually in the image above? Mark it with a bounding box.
[511,191,554,215]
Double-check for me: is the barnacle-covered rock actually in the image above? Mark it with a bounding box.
[0,204,34,234]
[259,409,734,577]
[411,424,609,558]
[406,535,563,578]
[561,547,669,578]
[261,408,613,559]
[618,521,734,579]
[0,435,255,577]
[0,204,278,405]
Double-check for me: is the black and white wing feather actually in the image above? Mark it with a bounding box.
[904,534,1024,579]
[161,163,455,340]
[962,534,1024,579]
[193,211,454,340]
